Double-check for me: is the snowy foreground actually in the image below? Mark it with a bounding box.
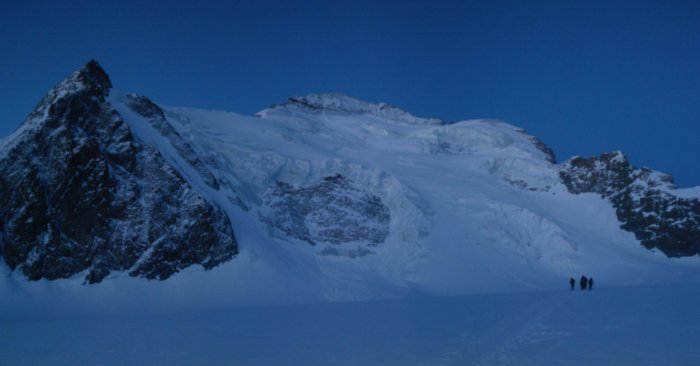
[3,285,699,366]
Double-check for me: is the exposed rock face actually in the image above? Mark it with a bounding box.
[527,135,556,164]
[261,174,391,246]
[560,151,700,257]
[0,60,237,283]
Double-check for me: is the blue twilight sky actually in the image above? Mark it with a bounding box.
[1,0,699,186]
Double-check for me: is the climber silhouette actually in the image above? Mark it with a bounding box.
[580,275,588,290]
[569,278,575,290]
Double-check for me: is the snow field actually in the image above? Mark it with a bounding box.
[2,285,699,366]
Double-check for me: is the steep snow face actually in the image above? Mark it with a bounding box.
[0,61,237,283]
[408,119,559,191]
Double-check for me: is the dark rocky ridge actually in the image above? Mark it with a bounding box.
[121,93,221,190]
[560,151,700,257]
[0,60,237,283]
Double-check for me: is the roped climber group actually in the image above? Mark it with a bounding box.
[569,276,593,290]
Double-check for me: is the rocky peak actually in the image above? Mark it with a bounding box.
[3,60,113,146]
[50,60,112,101]
[72,60,112,95]
[0,61,237,283]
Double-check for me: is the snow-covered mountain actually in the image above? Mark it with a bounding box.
[0,61,698,306]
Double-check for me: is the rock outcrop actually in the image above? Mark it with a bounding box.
[260,174,391,247]
[560,151,700,257]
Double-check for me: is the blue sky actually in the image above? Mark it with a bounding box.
[1,0,699,186]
